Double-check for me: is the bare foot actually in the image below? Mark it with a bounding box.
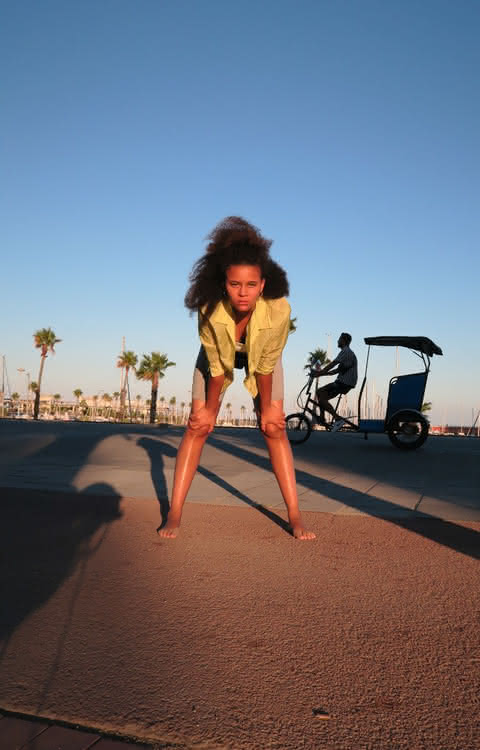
[158,518,181,539]
[290,520,316,540]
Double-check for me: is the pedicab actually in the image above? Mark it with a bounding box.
[286,336,443,450]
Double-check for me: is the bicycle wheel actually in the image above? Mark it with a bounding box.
[387,410,429,450]
[285,413,312,444]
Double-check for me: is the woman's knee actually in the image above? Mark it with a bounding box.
[263,422,285,439]
[186,424,210,439]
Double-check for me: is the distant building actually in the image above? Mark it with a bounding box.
[430,425,477,437]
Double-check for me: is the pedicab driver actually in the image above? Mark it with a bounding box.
[312,333,358,431]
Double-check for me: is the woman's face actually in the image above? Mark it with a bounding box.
[225,264,265,314]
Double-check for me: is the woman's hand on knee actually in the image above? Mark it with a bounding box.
[188,406,216,436]
[260,405,285,438]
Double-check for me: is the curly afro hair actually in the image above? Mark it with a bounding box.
[184,216,289,318]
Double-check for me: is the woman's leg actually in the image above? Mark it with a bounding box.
[159,398,212,538]
[160,348,218,539]
[260,400,315,540]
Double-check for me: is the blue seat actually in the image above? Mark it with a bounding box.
[385,372,427,422]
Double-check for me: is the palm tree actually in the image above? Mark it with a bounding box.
[117,350,138,418]
[304,347,330,372]
[136,352,176,424]
[225,402,232,424]
[28,382,37,415]
[169,396,177,424]
[421,402,432,415]
[73,388,82,416]
[53,393,61,416]
[159,396,165,423]
[28,381,38,416]
[240,405,246,425]
[289,317,297,334]
[33,328,62,420]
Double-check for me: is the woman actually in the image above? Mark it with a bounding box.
[160,216,315,541]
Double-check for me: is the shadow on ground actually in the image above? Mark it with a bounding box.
[0,485,122,648]
[206,432,480,560]
[138,436,292,535]
[0,425,126,645]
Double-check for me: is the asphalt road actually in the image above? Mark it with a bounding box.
[0,421,479,749]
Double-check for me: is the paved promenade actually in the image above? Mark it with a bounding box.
[1,420,479,520]
[0,421,479,749]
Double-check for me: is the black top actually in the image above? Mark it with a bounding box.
[363,336,443,356]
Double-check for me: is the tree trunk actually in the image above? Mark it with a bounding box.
[126,368,132,421]
[34,356,46,420]
[150,379,158,424]
[119,368,126,418]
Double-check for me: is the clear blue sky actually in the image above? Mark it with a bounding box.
[1,0,479,426]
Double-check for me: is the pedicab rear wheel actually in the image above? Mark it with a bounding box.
[387,410,429,450]
[286,413,312,444]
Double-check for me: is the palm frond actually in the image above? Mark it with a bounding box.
[136,351,176,381]
[33,327,62,354]
[117,350,138,369]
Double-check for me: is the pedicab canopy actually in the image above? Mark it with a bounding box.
[363,337,443,357]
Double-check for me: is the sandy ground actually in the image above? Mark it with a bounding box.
[1,484,479,750]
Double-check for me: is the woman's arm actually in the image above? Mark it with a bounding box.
[206,374,225,412]
[189,373,225,434]
[256,372,285,434]
[255,311,291,376]
[256,372,273,410]
[192,311,227,433]
[198,313,225,377]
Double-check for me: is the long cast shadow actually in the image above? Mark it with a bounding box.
[0,424,124,644]
[138,436,292,535]
[137,436,174,528]
[0,485,122,650]
[213,428,480,508]
[206,434,480,560]
[30,483,122,716]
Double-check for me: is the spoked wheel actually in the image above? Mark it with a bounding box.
[285,413,312,444]
[387,410,429,450]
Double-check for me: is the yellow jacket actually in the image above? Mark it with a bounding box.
[198,296,291,397]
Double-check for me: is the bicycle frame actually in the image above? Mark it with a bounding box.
[296,373,351,430]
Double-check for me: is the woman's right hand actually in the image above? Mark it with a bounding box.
[259,404,285,436]
[189,406,217,434]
